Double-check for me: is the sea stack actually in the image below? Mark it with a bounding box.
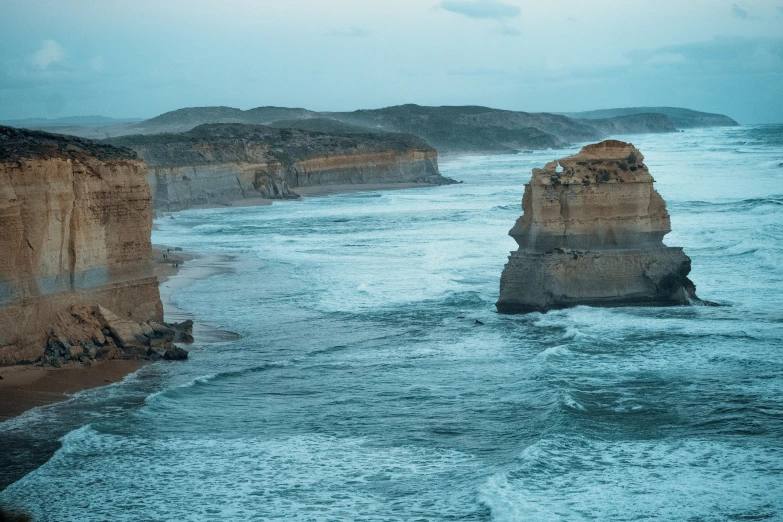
[496,140,701,314]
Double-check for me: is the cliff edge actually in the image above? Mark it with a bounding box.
[107,123,456,211]
[496,140,702,313]
[0,127,183,365]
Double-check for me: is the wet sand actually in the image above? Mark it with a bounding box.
[0,246,215,422]
[156,250,241,343]
[0,360,146,422]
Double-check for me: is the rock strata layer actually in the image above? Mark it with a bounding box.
[107,123,456,211]
[496,140,701,313]
[0,126,171,365]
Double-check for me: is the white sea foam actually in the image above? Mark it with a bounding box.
[479,437,783,521]
[4,126,783,520]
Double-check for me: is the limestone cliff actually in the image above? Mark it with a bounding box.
[496,140,701,313]
[0,126,164,364]
[107,123,455,211]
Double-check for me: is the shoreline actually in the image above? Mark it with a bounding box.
[159,181,449,212]
[0,246,221,423]
[0,360,147,423]
[0,181,428,422]
[293,181,442,197]
[155,248,241,343]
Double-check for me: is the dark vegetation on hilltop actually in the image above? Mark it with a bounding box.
[0,125,137,162]
[9,104,739,155]
[323,104,595,154]
[141,105,320,128]
[105,123,436,168]
[575,113,678,135]
[563,106,739,128]
[268,118,383,135]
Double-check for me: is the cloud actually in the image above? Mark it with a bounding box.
[731,4,749,19]
[30,40,66,70]
[440,0,520,20]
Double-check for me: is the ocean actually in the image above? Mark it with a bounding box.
[2,126,782,521]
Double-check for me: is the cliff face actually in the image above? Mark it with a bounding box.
[108,124,453,211]
[575,113,677,135]
[497,140,701,314]
[0,127,163,364]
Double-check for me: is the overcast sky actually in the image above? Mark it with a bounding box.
[1,0,782,123]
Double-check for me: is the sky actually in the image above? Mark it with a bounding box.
[0,0,782,123]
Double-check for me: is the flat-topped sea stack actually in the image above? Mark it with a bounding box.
[496,140,701,314]
[107,123,456,211]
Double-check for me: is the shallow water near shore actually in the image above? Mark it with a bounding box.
[2,126,783,520]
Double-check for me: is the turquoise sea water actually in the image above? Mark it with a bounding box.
[2,126,782,521]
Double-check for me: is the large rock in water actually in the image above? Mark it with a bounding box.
[496,140,701,314]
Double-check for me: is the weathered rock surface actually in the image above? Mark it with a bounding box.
[496,140,702,313]
[0,126,166,364]
[40,305,190,366]
[107,123,455,211]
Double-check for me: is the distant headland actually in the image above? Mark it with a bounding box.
[1,104,738,156]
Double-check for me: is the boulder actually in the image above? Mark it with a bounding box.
[163,345,189,361]
[68,345,84,359]
[140,322,155,337]
[94,306,142,348]
[149,322,176,337]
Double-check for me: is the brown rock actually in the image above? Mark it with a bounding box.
[497,140,702,313]
[140,322,155,337]
[163,345,188,360]
[106,124,454,211]
[94,306,139,348]
[92,330,106,346]
[68,345,84,359]
[0,126,163,365]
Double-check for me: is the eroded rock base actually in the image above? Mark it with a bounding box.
[33,305,191,368]
[496,248,699,314]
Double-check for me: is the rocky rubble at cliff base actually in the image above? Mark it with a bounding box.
[38,305,191,368]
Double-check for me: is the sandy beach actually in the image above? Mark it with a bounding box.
[0,360,147,422]
[0,246,205,422]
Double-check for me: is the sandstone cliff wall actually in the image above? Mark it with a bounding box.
[284,150,441,187]
[497,140,701,313]
[0,127,163,364]
[146,161,297,212]
[108,124,454,211]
